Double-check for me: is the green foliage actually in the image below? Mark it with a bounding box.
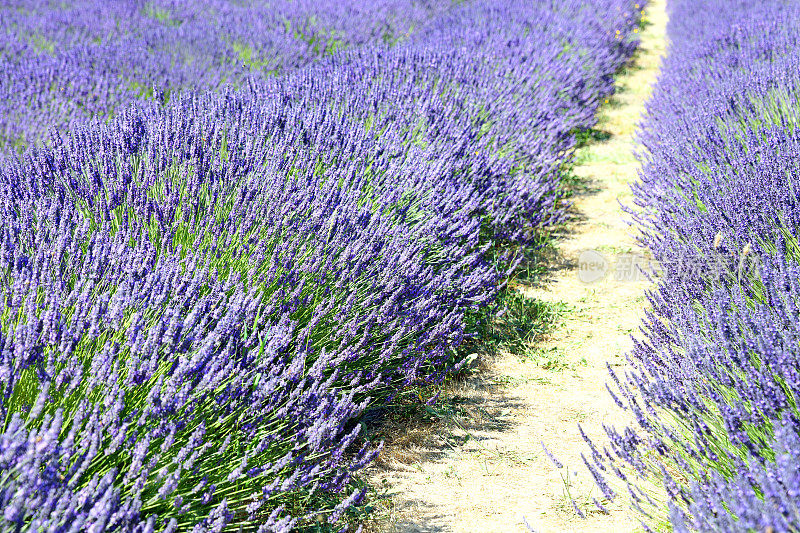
[232,41,278,73]
[126,80,172,105]
[380,23,416,47]
[143,2,181,27]
[719,86,800,135]
[571,127,612,148]
[30,34,55,54]
[461,287,563,358]
[289,17,347,57]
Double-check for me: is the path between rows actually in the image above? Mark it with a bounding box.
[367,2,667,531]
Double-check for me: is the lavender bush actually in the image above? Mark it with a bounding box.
[585,0,800,530]
[1,0,641,529]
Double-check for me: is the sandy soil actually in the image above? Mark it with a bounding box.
[366,2,668,532]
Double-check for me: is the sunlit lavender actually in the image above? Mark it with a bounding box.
[0,0,641,529]
[585,0,800,530]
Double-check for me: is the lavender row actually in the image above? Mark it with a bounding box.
[0,0,454,155]
[585,0,800,530]
[0,0,642,530]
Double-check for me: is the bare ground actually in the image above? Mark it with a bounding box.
[364,3,668,532]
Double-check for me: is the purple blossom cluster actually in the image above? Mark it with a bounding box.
[1,0,641,529]
[586,0,800,530]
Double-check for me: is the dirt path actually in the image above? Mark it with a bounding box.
[367,2,667,532]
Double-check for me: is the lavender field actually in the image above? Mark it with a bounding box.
[587,0,800,531]
[11,0,800,530]
[0,0,643,531]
